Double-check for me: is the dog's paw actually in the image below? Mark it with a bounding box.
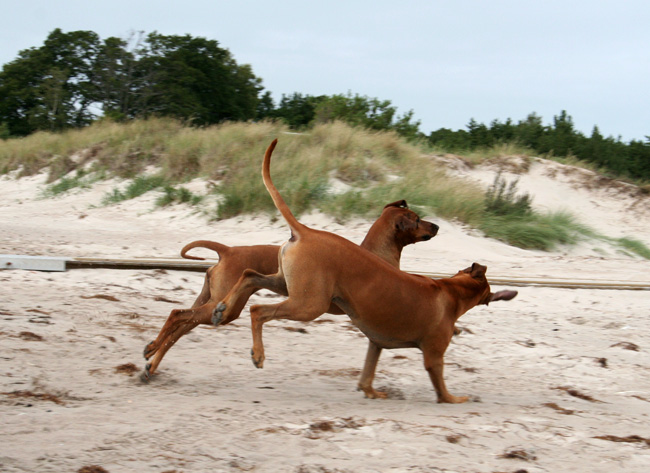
[358,385,389,399]
[366,390,389,400]
[251,348,265,369]
[143,341,155,359]
[212,302,226,325]
[438,394,469,404]
[140,364,152,383]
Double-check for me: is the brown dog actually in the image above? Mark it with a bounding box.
[142,199,439,379]
[215,139,517,402]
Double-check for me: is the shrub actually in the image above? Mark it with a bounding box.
[484,172,533,217]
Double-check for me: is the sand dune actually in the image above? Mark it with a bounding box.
[1,157,649,472]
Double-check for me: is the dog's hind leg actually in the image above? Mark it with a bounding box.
[212,269,288,326]
[191,272,213,308]
[144,267,215,363]
[142,302,215,380]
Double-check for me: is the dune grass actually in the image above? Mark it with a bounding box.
[461,142,536,166]
[0,117,186,180]
[42,171,90,197]
[611,237,650,259]
[156,185,204,207]
[2,117,648,257]
[478,211,590,250]
[102,175,167,205]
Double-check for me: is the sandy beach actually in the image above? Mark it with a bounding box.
[1,156,649,473]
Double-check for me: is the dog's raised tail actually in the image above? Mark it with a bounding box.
[180,240,230,260]
[262,139,306,238]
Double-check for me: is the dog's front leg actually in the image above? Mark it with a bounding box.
[249,297,330,369]
[357,340,387,399]
[422,349,469,404]
[249,304,268,368]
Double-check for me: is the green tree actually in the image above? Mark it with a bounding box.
[392,109,421,140]
[627,138,650,179]
[0,30,266,133]
[428,127,471,150]
[136,33,263,124]
[539,110,578,156]
[514,113,545,150]
[37,66,70,130]
[272,92,326,128]
[313,92,420,137]
[91,33,144,121]
[467,118,492,148]
[0,28,100,135]
[255,90,275,120]
[581,126,608,168]
[489,118,515,143]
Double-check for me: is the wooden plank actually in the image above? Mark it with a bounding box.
[67,256,216,272]
[2,254,648,290]
[0,254,67,272]
[409,271,650,290]
[68,257,650,290]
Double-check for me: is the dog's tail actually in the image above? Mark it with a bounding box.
[262,139,307,238]
[180,240,230,260]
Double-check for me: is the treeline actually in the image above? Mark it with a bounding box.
[0,29,263,135]
[0,29,418,139]
[429,111,650,181]
[0,29,648,180]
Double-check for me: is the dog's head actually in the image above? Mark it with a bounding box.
[454,263,518,306]
[382,200,439,244]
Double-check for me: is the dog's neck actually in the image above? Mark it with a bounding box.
[360,227,402,269]
[439,277,491,321]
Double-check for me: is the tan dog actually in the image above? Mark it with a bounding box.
[142,200,439,380]
[215,139,517,402]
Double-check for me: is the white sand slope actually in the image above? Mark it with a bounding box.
[1,157,649,473]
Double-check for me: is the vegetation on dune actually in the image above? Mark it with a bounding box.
[2,117,648,258]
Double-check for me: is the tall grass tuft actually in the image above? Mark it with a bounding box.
[479,211,591,250]
[484,172,533,217]
[612,237,650,259]
[156,185,203,207]
[102,175,167,205]
[43,170,90,197]
[463,142,534,166]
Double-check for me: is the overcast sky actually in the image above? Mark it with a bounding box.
[2,0,648,141]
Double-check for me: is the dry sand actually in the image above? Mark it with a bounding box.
[1,157,649,473]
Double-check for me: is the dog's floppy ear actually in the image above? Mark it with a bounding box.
[490,290,518,302]
[384,199,408,209]
[470,262,487,279]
